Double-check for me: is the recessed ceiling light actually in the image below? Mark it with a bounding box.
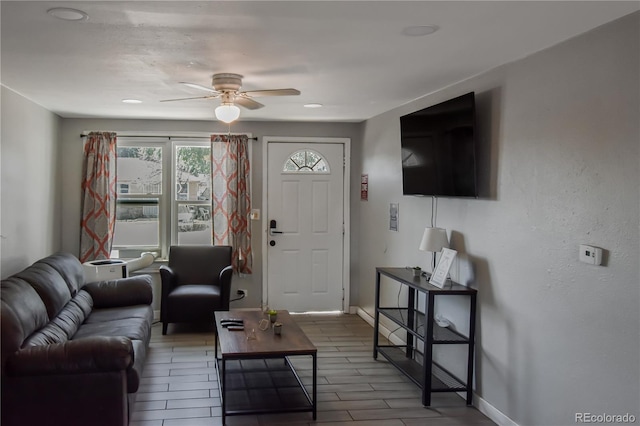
[47,7,89,22]
[122,99,142,104]
[304,103,323,108]
[402,25,439,37]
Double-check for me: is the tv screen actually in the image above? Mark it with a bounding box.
[400,92,477,197]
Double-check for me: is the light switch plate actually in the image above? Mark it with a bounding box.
[250,209,260,220]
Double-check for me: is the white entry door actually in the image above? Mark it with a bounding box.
[266,142,345,312]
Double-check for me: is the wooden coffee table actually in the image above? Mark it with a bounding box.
[214,310,317,424]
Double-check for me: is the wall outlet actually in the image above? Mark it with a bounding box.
[579,244,602,265]
[237,288,248,298]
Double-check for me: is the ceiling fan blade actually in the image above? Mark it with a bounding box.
[179,82,219,93]
[242,88,301,97]
[235,96,265,110]
[180,81,218,93]
[160,95,219,102]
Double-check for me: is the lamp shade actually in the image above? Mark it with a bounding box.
[419,227,449,252]
[214,104,240,123]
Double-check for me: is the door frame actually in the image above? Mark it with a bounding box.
[262,136,351,312]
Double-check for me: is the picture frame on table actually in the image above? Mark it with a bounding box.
[429,248,457,288]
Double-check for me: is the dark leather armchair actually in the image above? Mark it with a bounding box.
[159,245,233,335]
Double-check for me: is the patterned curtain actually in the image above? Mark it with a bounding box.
[79,132,118,263]
[211,134,252,273]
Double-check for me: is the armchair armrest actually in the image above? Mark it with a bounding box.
[159,265,177,297]
[220,265,234,310]
[6,336,133,376]
[84,275,153,308]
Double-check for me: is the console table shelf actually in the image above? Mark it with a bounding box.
[377,308,469,343]
[373,267,477,406]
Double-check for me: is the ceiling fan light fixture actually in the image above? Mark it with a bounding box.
[215,104,241,123]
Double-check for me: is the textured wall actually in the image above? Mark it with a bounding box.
[1,86,62,278]
[356,13,639,425]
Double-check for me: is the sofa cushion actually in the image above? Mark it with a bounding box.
[0,278,49,368]
[22,323,68,347]
[51,294,93,338]
[85,275,154,308]
[38,252,85,296]
[15,263,71,320]
[70,290,94,318]
[74,315,152,344]
[84,305,153,325]
[22,289,95,348]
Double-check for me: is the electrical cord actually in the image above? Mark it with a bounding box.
[431,195,438,227]
[387,282,406,341]
[230,293,246,302]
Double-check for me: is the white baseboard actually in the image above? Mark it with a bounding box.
[356,306,405,346]
[353,305,518,426]
[153,309,160,321]
[475,395,518,426]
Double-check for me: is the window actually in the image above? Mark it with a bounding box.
[114,136,246,258]
[174,145,213,246]
[283,149,329,173]
[113,145,163,256]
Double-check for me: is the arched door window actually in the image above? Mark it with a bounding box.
[282,149,330,173]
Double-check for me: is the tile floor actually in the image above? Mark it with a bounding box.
[130,313,495,426]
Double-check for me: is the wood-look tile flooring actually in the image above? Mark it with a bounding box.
[131,313,495,426]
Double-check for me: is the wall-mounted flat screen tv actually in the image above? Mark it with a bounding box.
[400,92,478,197]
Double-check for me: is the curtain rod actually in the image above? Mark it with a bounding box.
[80,133,258,141]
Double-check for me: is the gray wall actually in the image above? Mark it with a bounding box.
[59,119,362,310]
[1,86,62,278]
[356,13,639,425]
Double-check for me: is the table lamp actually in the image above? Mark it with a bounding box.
[419,227,449,273]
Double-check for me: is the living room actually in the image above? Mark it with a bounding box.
[1,2,639,426]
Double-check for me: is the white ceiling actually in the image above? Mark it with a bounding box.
[2,1,638,122]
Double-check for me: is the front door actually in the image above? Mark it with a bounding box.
[266,141,345,312]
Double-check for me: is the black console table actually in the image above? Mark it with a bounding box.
[373,267,477,406]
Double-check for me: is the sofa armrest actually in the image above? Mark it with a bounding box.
[84,275,153,308]
[6,336,133,376]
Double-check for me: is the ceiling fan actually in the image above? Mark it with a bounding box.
[161,73,301,123]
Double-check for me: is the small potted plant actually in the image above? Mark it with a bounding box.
[412,266,422,278]
[268,309,278,323]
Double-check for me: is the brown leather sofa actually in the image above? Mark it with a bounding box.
[1,252,154,426]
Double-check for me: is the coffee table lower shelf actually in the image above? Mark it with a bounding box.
[216,357,315,420]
